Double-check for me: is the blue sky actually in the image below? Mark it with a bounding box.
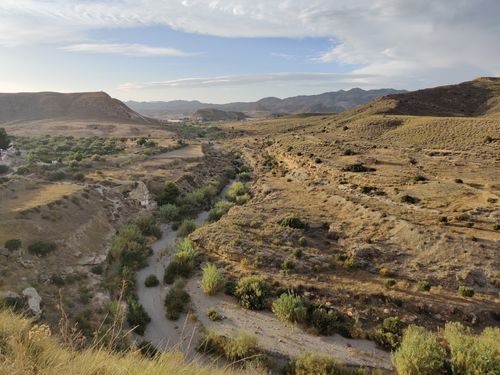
[0,1,499,103]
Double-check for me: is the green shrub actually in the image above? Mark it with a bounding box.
[401,195,419,204]
[373,317,405,350]
[156,182,180,206]
[208,200,234,222]
[417,281,431,292]
[177,219,196,237]
[200,263,225,295]
[444,322,500,375]
[207,308,223,321]
[4,239,21,251]
[272,292,306,324]
[384,278,397,288]
[413,175,428,182]
[438,215,449,224]
[126,297,151,335]
[0,128,10,149]
[284,352,349,375]
[144,274,159,287]
[28,240,57,256]
[280,215,306,229]
[234,276,270,310]
[163,239,199,284]
[197,330,260,363]
[293,248,304,258]
[110,224,150,269]
[158,203,179,223]
[50,274,65,286]
[238,172,252,181]
[226,181,248,202]
[342,163,374,173]
[281,258,295,274]
[297,236,307,246]
[309,307,352,337]
[235,193,249,205]
[458,285,474,297]
[90,264,103,275]
[0,165,9,174]
[134,215,161,239]
[164,279,190,320]
[137,340,158,359]
[392,325,446,375]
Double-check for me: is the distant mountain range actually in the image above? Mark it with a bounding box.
[0,92,154,124]
[127,88,407,119]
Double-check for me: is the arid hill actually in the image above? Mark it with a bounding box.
[127,88,406,119]
[0,91,155,124]
[192,108,247,122]
[358,77,500,118]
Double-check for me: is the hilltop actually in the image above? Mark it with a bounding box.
[127,88,406,119]
[0,91,155,124]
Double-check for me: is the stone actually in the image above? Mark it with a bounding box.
[22,287,42,319]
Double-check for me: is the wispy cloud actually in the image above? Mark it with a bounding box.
[60,43,196,57]
[118,72,375,90]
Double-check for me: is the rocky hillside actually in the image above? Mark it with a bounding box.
[0,92,155,124]
[127,88,406,119]
[362,77,500,118]
[191,108,247,122]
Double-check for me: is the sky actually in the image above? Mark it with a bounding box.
[0,0,499,103]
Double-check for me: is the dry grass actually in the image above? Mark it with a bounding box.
[0,309,234,375]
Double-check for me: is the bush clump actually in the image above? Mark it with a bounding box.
[225,181,248,203]
[126,297,151,335]
[200,263,225,296]
[280,215,306,229]
[197,330,261,363]
[207,308,223,321]
[28,240,57,256]
[144,274,159,287]
[156,182,180,206]
[163,239,199,284]
[4,239,21,251]
[272,292,306,324]
[373,317,405,350]
[284,352,349,375]
[164,279,190,320]
[384,278,397,288]
[392,325,446,375]
[400,195,419,204]
[458,285,474,297]
[134,215,161,239]
[234,276,270,310]
[309,307,353,337]
[158,203,179,223]
[341,163,375,173]
[444,322,500,375]
[417,281,431,292]
[208,200,234,222]
[177,219,197,237]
